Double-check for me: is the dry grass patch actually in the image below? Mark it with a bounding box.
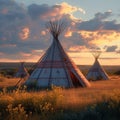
[0,75,120,120]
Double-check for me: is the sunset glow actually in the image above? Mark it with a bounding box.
[0,0,120,65]
[79,30,120,47]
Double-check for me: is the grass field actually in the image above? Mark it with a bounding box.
[0,63,120,120]
[0,75,120,120]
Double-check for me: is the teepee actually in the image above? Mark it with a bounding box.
[24,20,90,88]
[15,62,29,86]
[86,51,109,81]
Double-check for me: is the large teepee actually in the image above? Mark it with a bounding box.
[25,21,90,88]
[15,62,29,86]
[86,51,109,81]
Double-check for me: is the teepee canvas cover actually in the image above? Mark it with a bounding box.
[86,51,109,81]
[25,21,90,88]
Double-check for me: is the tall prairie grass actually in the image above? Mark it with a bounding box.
[0,75,120,120]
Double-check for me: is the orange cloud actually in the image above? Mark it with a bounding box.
[40,2,85,20]
[19,27,30,40]
[65,30,72,37]
[79,30,120,47]
[65,23,76,37]
[41,31,46,36]
[69,45,87,52]
[56,2,85,15]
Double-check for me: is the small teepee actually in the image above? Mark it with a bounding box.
[24,20,90,88]
[15,62,29,86]
[86,51,109,81]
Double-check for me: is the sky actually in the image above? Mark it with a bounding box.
[0,0,120,65]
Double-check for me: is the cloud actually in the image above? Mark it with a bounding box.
[94,11,112,20]
[19,27,30,40]
[79,30,120,48]
[0,1,120,62]
[68,45,88,52]
[0,0,29,43]
[75,11,120,49]
[77,11,120,31]
[62,32,88,50]
[0,0,49,56]
[0,1,86,59]
[28,4,50,20]
[105,45,118,52]
[28,2,85,21]
[54,2,85,15]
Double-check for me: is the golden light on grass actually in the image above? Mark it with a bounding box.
[0,74,120,119]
